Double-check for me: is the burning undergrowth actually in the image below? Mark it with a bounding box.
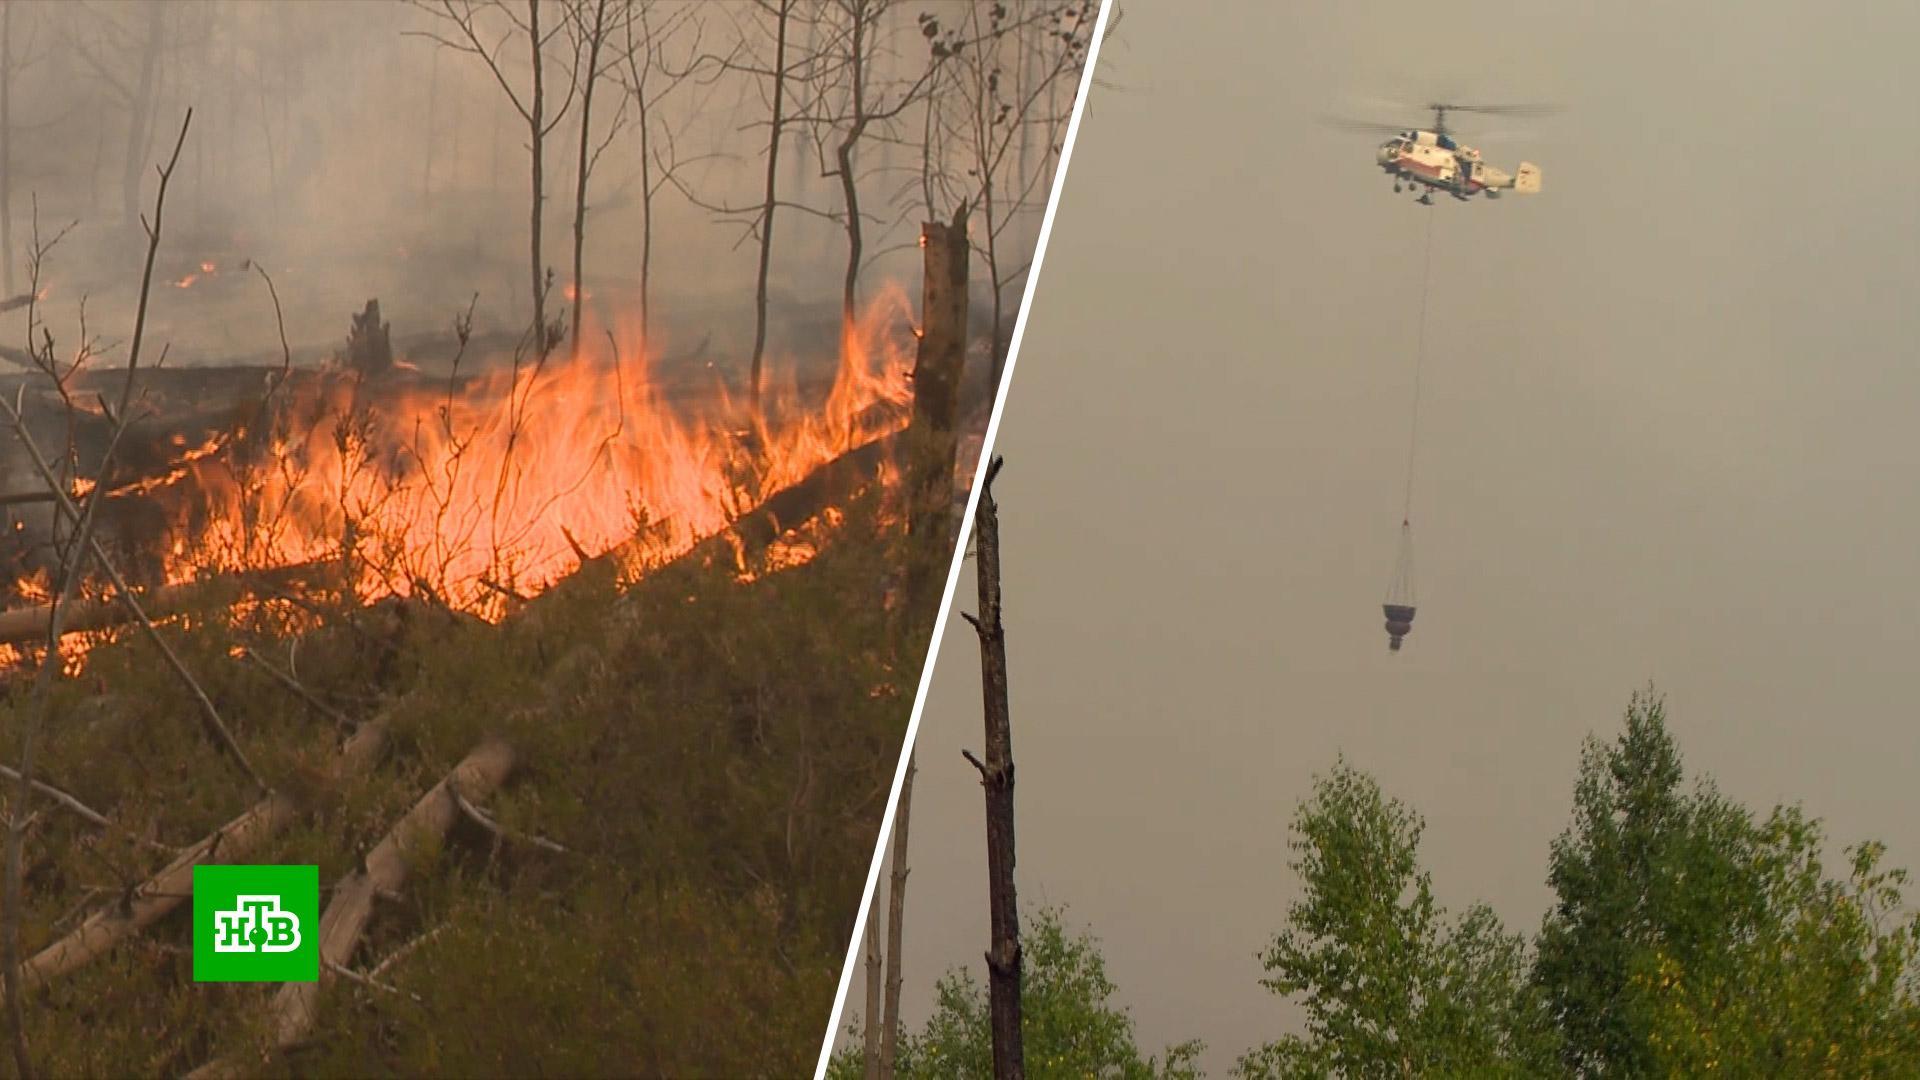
[0,280,954,1077]
[0,285,918,671]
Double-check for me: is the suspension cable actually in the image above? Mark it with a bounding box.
[1400,204,1436,525]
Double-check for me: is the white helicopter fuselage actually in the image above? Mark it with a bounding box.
[1376,130,1539,200]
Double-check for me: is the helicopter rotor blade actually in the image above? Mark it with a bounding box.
[1318,114,1408,137]
[1428,102,1564,118]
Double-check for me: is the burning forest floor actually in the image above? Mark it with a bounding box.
[0,263,992,1072]
[4,479,932,1076]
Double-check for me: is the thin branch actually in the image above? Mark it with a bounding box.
[449,781,568,853]
[0,766,112,832]
[366,922,451,982]
[232,646,355,733]
[325,959,423,1003]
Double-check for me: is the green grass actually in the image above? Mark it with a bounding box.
[2,485,924,1077]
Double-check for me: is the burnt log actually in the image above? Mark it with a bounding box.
[0,561,324,647]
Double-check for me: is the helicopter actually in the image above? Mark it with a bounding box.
[1330,103,1556,205]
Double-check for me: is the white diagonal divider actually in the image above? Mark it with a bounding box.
[813,2,1120,1074]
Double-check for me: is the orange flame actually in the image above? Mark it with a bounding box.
[155,285,916,617]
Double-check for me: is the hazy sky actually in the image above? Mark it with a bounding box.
[862,0,1920,1072]
[7,1,1021,368]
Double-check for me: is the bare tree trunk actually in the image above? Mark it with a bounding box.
[833,5,868,353]
[490,92,503,197]
[120,4,164,226]
[1017,24,1035,190]
[570,0,609,361]
[0,4,11,298]
[256,69,279,227]
[636,90,653,347]
[983,180,1006,394]
[528,0,549,354]
[861,886,883,1080]
[89,121,106,213]
[422,46,440,211]
[749,0,793,419]
[879,753,915,1079]
[964,455,1021,1080]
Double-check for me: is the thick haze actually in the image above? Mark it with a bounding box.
[1,1,1050,371]
[867,0,1920,1073]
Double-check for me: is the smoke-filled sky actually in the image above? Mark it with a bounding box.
[874,0,1920,1072]
[1,0,1049,373]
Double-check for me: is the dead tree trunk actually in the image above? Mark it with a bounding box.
[527,0,550,355]
[904,205,969,618]
[749,0,794,420]
[832,4,871,349]
[0,4,11,298]
[879,753,915,1078]
[119,4,163,227]
[861,886,883,1079]
[963,455,1021,1080]
[422,47,440,212]
[569,0,610,361]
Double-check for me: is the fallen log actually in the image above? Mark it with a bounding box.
[187,738,518,1079]
[20,718,390,989]
[0,561,325,648]
[728,426,903,557]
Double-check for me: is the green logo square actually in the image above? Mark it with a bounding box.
[192,865,320,983]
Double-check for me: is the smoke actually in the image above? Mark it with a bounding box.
[1,0,1057,375]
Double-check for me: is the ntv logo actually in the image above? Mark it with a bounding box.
[213,895,303,954]
[193,865,320,983]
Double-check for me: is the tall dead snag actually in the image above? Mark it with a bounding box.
[188,739,520,1079]
[862,887,884,1079]
[748,0,797,419]
[411,0,581,353]
[564,0,622,361]
[0,3,13,297]
[962,456,1021,1080]
[615,2,704,348]
[879,753,916,1078]
[904,205,969,620]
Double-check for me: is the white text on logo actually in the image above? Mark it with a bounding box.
[212,894,303,954]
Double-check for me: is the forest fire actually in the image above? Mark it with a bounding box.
[0,286,916,658]
[0,0,1089,1071]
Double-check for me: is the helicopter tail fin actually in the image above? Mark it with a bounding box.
[1514,162,1542,194]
